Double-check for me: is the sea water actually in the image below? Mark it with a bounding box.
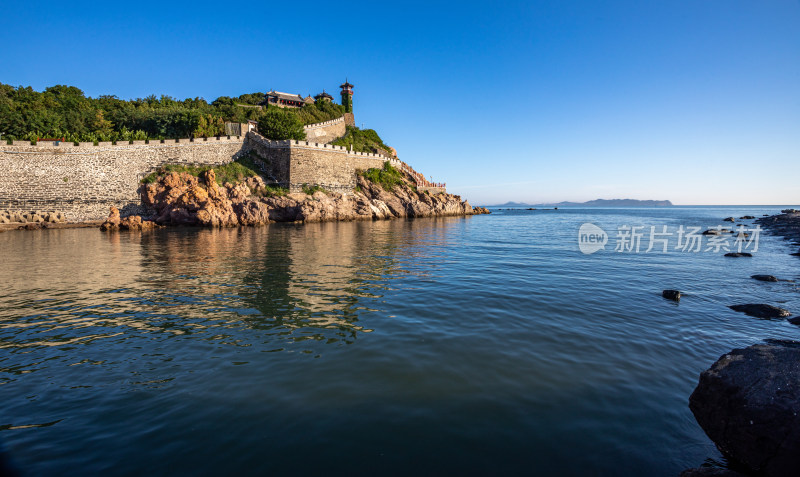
[1,207,798,476]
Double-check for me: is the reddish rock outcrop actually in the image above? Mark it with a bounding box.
[137,169,482,227]
[100,206,159,231]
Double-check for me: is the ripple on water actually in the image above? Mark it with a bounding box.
[0,209,798,475]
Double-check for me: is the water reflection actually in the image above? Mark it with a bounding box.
[0,218,466,358]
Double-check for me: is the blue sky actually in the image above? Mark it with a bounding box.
[2,0,798,205]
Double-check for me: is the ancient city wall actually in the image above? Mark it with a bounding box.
[245,133,400,193]
[302,116,346,144]
[0,137,244,221]
[0,128,436,223]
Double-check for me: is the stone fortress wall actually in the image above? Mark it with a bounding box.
[302,116,346,144]
[0,137,246,221]
[244,132,400,193]
[0,116,441,222]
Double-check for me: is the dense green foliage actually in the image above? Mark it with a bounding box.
[294,101,344,125]
[257,109,306,141]
[331,126,392,154]
[0,83,345,142]
[360,161,404,191]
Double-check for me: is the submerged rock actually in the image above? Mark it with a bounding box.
[788,316,800,326]
[662,289,681,301]
[723,217,735,222]
[724,252,752,257]
[751,274,778,282]
[689,341,800,476]
[739,215,755,220]
[728,304,791,319]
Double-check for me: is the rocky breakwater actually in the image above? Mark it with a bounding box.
[756,210,800,256]
[688,341,800,476]
[1,210,66,225]
[136,169,486,227]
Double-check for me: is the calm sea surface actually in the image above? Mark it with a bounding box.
[2,207,799,476]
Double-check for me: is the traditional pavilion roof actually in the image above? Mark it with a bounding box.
[314,90,334,101]
[340,81,354,89]
[264,90,305,102]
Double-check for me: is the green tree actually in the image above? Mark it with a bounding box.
[257,108,306,140]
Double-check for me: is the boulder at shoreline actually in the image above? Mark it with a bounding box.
[689,341,800,476]
[139,168,479,227]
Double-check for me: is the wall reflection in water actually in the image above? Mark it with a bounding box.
[0,217,466,359]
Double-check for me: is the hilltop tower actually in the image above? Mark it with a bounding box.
[340,80,353,113]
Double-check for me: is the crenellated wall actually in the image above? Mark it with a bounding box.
[0,125,442,222]
[0,137,245,221]
[302,116,346,144]
[244,132,399,193]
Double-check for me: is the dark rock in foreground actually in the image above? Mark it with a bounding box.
[662,289,681,301]
[728,304,791,319]
[679,468,747,477]
[788,316,800,326]
[751,274,778,282]
[724,252,752,257]
[689,341,800,476]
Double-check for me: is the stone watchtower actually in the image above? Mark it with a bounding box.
[340,80,353,113]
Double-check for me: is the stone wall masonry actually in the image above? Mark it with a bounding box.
[245,133,401,193]
[0,137,245,221]
[302,116,346,144]
[0,127,441,223]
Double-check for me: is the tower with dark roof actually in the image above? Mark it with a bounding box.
[340,80,353,113]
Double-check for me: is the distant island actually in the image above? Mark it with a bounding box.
[492,199,674,207]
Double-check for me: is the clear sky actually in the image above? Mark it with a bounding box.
[2,0,798,205]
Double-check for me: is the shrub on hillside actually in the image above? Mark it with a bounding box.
[360,161,403,191]
[331,126,392,154]
[257,109,306,141]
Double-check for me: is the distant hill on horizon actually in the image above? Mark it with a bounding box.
[491,199,674,208]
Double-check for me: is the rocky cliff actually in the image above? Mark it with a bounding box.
[133,169,486,227]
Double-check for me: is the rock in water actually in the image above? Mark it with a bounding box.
[679,468,748,477]
[728,304,791,319]
[724,252,753,257]
[751,275,779,282]
[723,217,735,222]
[662,289,681,301]
[689,341,800,476]
[100,206,121,231]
